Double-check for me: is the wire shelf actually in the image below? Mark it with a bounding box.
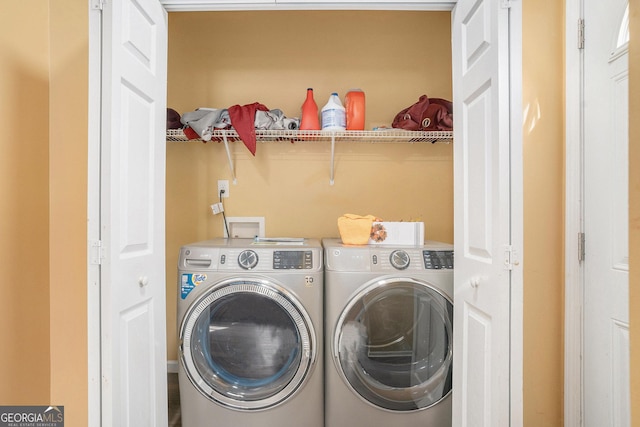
[167,128,453,185]
[166,129,453,144]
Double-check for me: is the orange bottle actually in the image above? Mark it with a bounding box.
[345,89,365,130]
[300,88,320,130]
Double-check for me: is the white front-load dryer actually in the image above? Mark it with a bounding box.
[177,238,323,427]
[323,238,453,427]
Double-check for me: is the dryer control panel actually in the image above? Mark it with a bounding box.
[322,238,453,272]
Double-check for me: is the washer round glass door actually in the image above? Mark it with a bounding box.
[180,278,316,410]
[334,278,453,411]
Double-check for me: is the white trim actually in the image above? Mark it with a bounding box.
[565,0,584,426]
[508,1,524,425]
[159,0,456,12]
[610,43,629,64]
[87,2,103,426]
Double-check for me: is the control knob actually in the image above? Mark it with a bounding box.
[389,250,410,270]
[238,250,259,270]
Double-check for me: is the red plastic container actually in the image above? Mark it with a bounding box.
[345,89,365,130]
[300,88,320,130]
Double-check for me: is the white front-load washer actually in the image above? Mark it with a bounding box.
[323,238,453,427]
[177,238,323,427]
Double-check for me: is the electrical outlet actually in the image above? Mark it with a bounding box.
[217,180,230,198]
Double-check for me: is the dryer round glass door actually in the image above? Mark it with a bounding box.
[180,278,316,410]
[334,278,453,411]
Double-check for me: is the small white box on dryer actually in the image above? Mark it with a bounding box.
[368,221,425,246]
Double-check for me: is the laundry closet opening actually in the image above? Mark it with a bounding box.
[164,9,454,366]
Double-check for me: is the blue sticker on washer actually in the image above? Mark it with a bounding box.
[181,273,207,299]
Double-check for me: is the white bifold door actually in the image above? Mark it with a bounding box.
[100,0,169,425]
[452,0,519,426]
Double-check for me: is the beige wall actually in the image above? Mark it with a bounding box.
[0,0,88,423]
[2,2,637,427]
[0,0,51,404]
[166,9,454,362]
[167,11,453,129]
[629,0,639,425]
[48,0,89,425]
[522,1,565,425]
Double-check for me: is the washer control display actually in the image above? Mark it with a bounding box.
[423,250,454,269]
[273,250,313,269]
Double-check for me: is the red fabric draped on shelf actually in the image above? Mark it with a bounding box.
[228,102,269,156]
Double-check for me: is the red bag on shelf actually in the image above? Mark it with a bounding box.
[392,95,453,131]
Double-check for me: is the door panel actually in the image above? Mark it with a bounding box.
[101,0,168,425]
[463,306,490,424]
[583,0,630,425]
[465,87,492,261]
[452,0,511,425]
[610,47,630,272]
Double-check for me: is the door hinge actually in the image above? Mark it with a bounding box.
[578,232,585,262]
[90,240,104,265]
[501,0,513,9]
[91,0,105,10]
[504,245,520,270]
[578,19,585,49]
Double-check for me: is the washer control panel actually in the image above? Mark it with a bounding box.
[180,239,322,273]
[422,250,454,269]
[273,250,313,269]
[229,249,315,270]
